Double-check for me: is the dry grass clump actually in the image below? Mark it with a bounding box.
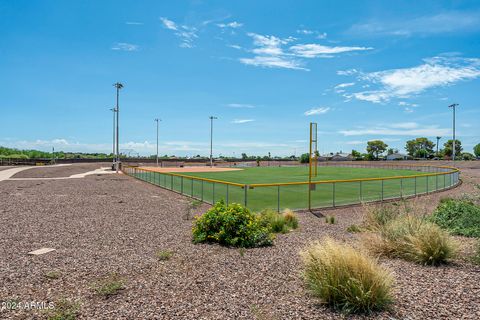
[301,238,394,314]
[258,208,299,234]
[362,204,457,266]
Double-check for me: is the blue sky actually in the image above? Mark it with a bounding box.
[1,0,479,157]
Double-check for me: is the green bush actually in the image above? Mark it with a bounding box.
[430,198,480,237]
[192,201,274,248]
[325,215,336,224]
[301,238,394,314]
[472,241,480,265]
[363,215,456,266]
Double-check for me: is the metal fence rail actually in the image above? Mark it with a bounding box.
[122,164,460,212]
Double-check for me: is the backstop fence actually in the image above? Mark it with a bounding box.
[122,164,460,212]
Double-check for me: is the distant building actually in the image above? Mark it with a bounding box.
[386,153,409,160]
[330,153,354,161]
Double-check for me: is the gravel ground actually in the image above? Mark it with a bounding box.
[1,162,479,319]
[0,166,13,172]
[11,163,112,178]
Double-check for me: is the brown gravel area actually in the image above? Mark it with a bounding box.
[11,163,112,178]
[0,166,13,171]
[1,162,479,319]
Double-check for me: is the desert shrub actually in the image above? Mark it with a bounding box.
[283,209,299,229]
[430,198,480,237]
[363,215,456,266]
[258,208,299,233]
[364,204,401,230]
[192,201,274,248]
[301,238,394,314]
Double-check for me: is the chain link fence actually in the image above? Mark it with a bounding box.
[123,164,460,212]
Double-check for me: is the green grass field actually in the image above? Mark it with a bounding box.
[129,166,456,212]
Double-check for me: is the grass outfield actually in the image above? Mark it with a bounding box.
[132,166,455,211]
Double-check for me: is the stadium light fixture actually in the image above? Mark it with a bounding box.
[113,82,124,173]
[154,118,162,166]
[448,103,459,165]
[209,116,218,168]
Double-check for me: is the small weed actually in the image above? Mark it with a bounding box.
[190,199,203,209]
[239,248,246,257]
[92,275,125,297]
[45,271,61,279]
[347,224,362,233]
[156,250,173,261]
[325,215,335,224]
[46,298,79,320]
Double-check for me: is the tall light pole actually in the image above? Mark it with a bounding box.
[436,136,441,159]
[113,82,123,172]
[448,103,458,165]
[110,108,116,165]
[154,118,161,166]
[209,116,218,167]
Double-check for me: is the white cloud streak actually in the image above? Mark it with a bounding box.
[304,107,331,116]
[232,119,255,124]
[339,57,480,103]
[160,17,198,48]
[227,103,256,108]
[339,122,450,137]
[111,42,139,51]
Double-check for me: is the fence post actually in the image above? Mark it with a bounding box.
[244,185,248,207]
[400,178,403,198]
[436,174,438,191]
[332,183,336,207]
[226,185,229,205]
[426,176,429,194]
[171,175,173,190]
[191,178,194,197]
[414,176,417,196]
[213,182,215,204]
[181,176,184,194]
[201,180,204,201]
[277,185,280,213]
[444,174,446,189]
[359,181,362,202]
[381,180,384,201]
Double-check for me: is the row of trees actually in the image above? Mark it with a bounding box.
[0,146,111,159]
[363,139,479,160]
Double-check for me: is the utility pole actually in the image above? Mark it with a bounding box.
[113,82,123,173]
[436,136,441,159]
[209,116,218,167]
[448,104,458,165]
[154,118,161,166]
[110,108,116,166]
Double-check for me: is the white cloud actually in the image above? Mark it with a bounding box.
[240,33,371,71]
[296,29,327,39]
[228,44,242,50]
[111,42,139,51]
[339,122,450,137]
[227,103,256,108]
[239,56,306,70]
[160,17,177,30]
[304,107,331,116]
[297,29,314,35]
[160,17,198,48]
[232,119,255,124]
[335,82,355,89]
[348,11,480,37]
[340,57,480,103]
[290,44,372,58]
[217,21,243,28]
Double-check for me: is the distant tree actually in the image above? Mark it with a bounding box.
[474,143,480,158]
[300,153,310,163]
[405,137,435,158]
[367,140,388,159]
[351,149,361,158]
[387,148,399,155]
[443,139,463,158]
[462,152,475,161]
[241,153,248,160]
